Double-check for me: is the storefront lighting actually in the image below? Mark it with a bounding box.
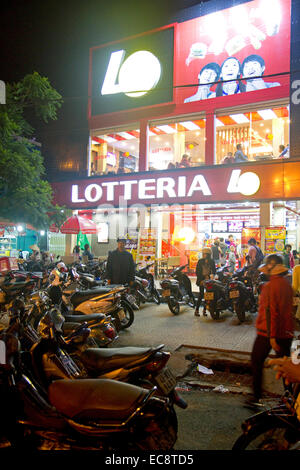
[16,225,23,232]
[40,230,45,236]
[177,227,196,244]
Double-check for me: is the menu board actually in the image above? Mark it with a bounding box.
[228,221,244,233]
[212,222,228,233]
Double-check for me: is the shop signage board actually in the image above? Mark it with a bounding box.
[176,0,291,105]
[52,161,300,209]
[89,26,174,116]
[264,226,286,254]
[138,228,157,273]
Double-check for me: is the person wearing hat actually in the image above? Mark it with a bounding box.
[106,237,135,285]
[194,247,216,316]
[245,254,294,409]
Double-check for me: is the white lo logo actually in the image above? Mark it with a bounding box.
[101,50,161,98]
[227,170,260,196]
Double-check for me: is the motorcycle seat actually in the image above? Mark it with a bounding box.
[48,378,148,422]
[63,313,106,323]
[70,288,116,307]
[1,280,34,294]
[80,346,154,372]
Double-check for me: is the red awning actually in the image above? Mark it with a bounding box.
[60,215,97,234]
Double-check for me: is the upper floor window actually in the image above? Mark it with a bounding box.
[215,105,289,164]
[90,125,140,175]
[148,117,206,170]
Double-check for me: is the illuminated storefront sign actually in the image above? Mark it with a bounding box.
[90,26,174,115]
[52,161,300,209]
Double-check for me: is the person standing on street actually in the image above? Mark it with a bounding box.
[283,244,295,270]
[219,237,227,266]
[211,240,222,268]
[194,247,216,317]
[106,237,135,285]
[245,254,294,409]
[228,245,237,273]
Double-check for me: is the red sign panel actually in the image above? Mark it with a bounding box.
[175,0,291,105]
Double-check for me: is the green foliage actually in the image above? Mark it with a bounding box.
[0,72,65,229]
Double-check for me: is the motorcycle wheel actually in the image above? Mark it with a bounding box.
[152,289,161,305]
[133,405,178,451]
[232,422,294,450]
[234,302,246,323]
[208,302,220,321]
[168,298,180,315]
[118,300,134,329]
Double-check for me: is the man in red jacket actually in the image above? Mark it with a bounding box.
[246,254,294,409]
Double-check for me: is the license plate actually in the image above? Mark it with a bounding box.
[204,292,214,300]
[155,367,177,395]
[126,295,136,304]
[230,290,240,299]
[162,289,171,297]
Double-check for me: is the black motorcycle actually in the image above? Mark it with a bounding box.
[134,262,161,306]
[228,267,257,323]
[160,264,195,315]
[232,385,300,450]
[0,306,178,451]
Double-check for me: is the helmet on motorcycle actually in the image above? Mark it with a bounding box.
[57,262,68,273]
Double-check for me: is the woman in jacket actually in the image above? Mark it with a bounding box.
[246,254,294,409]
[194,247,216,317]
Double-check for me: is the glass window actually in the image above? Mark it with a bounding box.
[148,118,206,170]
[90,125,140,175]
[215,105,289,164]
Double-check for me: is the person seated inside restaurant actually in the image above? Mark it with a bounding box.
[234,144,248,162]
[179,154,191,168]
[278,144,289,159]
[221,151,234,164]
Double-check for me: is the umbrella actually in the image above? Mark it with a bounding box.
[60,215,97,235]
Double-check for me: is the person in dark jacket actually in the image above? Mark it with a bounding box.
[82,244,94,261]
[194,247,216,317]
[106,237,135,285]
[245,254,294,409]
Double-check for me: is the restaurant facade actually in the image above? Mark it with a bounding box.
[51,0,300,269]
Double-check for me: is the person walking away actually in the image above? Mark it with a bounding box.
[245,254,294,409]
[228,245,236,274]
[219,238,227,266]
[211,240,222,268]
[82,243,94,261]
[283,244,295,270]
[194,247,216,317]
[292,264,300,322]
[106,237,135,285]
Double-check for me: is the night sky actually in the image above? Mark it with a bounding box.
[0,0,203,174]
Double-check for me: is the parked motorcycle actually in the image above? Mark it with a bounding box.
[232,385,300,450]
[160,264,195,315]
[0,307,178,450]
[132,262,161,307]
[203,277,231,321]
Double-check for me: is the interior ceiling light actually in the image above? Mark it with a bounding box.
[100,136,117,143]
[156,125,177,134]
[117,132,135,140]
[179,121,200,131]
[257,109,278,120]
[229,114,250,124]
